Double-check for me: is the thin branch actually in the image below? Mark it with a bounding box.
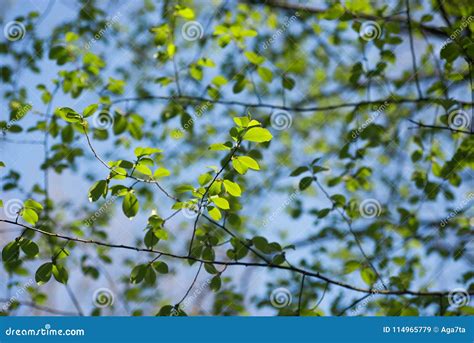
[0,298,78,316]
[337,294,372,316]
[405,0,423,99]
[314,178,387,290]
[110,95,474,114]
[202,214,271,263]
[246,0,447,38]
[297,274,306,315]
[65,284,84,316]
[188,141,242,256]
[408,119,473,134]
[312,282,329,311]
[81,124,179,202]
[0,138,44,145]
[0,219,469,297]
[176,262,203,306]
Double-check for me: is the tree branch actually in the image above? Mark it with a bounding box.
[0,219,469,298]
[110,95,474,114]
[246,0,447,38]
[0,298,78,316]
[408,119,473,134]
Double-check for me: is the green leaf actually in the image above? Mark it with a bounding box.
[24,199,43,212]
[122,191,139,219]
[257,66,273,82]
[282,75,295,90]
[153,261,169,274]
[175,5,194,19]
[131,264,147,283]
[209,143,232,151]
[360,267,377,286]
[223,180,242,197]
[134,164,152,176]
[244,51,265,65]
[236,156,260,170]
[2,241,20,263]
[134,147,162,157]
[83,104,98,118]
[344,260,361,274]
[212,75,228,87]
[20,239,39,258]
[211,197,230,210]
[252,236,271,253]
[154,228,168,240]
[52,264,69,284]
[0,161,5,168]
[210,275,221,291]
[144,229,159,247]
[35,262,53,285]
[144,265,157,285]
[299,177,313,190]
[57,107,82,123]
[21,208,39,225]
[233,117,250,127]
[232,158,247,175]
[242,127,272,143]
[88,180,108,202]
[290,166,309,177]
[208,206,222,220]
[107,77,125,94]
